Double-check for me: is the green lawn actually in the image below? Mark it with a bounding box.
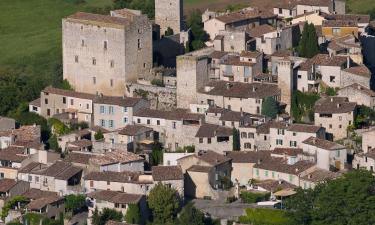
[347,0,375,14]
[0,0,112,71]
[239,208,292,225]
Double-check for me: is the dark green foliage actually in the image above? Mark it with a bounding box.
[291,91,320,122]
[232,128,240,151]
[240,191,270,204]
[325,87,337,96]
[261,97,278,119]
[298,23,319,58]
[1,196,28,220]
[355,105,375,128]
[92,208,123,225]
[175,145,195,153]
[65,194,86,214]
[48,118,70,135]
[125,204,141,224]
[94,129,104,140]
[48,135,59,151]
[239,208,292,225]
[150,143,163,166]
[113,0,155,18]
[165,27,174,36]
[186,10,209,52]
[286,170,375,225]
[177,203,205,225]
[151,79,165,87]
[148,183,180,224]
[70,121,89,130]
[6,221,23,225]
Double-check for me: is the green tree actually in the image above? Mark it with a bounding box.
[261,97,278,119]
[298,23,319,58]
[48,118,70,135]
[186,10,209,52]
[113,0,155,18]
[148,183,180,224]
[48,134,59,151]
[65,194,86,214]
[92,208,123,225]
[124,204,141,224]
[165,27,174,36]
[150,143,163,166]
[94,129,104,140]
[232,128,240,151]
[286,170,375,225]
[1,196,28,220]
[177,203,205,225]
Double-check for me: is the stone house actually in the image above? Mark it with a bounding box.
[340,66,371,89]
[361,128,375,153]
[314,97,356,140]
[0,117,15,132]
[353,150,375,172]
[299,168,341,189]
[177,150,232,199]
[18,161,83,196]
[213,30,251,53]
[63,10,152,96]
[195,123,233,154]
[327,34,363,65]
[197,81,281,115]
[93,95,149,131]
[291,12,326,26]
[325,14,370,33]
[226,151,271,186]
[29,98,41,115]
[302,136,347,171]
[204,8,276,40]
[322,20,359,40]
[38,87,95,124]
[88,150,144,173]
[0,179,30,215]
[163,152,195,166]
[87,190,147,225]
[133,108,203,151]
[57,128,91,152]
[338,83,375,110]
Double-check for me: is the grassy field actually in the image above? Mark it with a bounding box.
[346,0,375,14]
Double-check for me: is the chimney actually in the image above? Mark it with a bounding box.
[330,97,333,102]
[257,159,262,164]
[337,103,341,108]
[347,57,350,69]
[252,86,257,92]
[99,93,103,98]
[226,83,232,90]
[123,95,126,99]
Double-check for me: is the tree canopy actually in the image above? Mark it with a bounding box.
[124,204,141,224]
[186,10,209,52]
[298,23,319,58]
[177,203,205,225]
[261,97,278,119]
[92,208,123,225]
[148,183,180,224]
[286,170,375,225]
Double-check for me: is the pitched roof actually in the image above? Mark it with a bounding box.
[339,83,375,97]
[66,12,131,28]
[0,179,17,192]
[209,51,228,59]
[65,152,95,165]
[67,139,92,148]
[195,123,233,138]
[271,148,303,157]
[18,162,46,173]
[118,125,153,136]
[90,150,144,166]
[0,146,27,163]
[85,171,142,183]
[314,97,356,114]
[26,195,63,210]
[134,108,203,121]
[254,180,297,192]
[93,95,143,107]
[343,66,371,78]
[214,9,275,24]
[325,14,370,24]
[22,189,59,200]
[254,159,315,175]
[299,54,347,71]
[31,161,82,180]
[302,137,345,150]
[300,168,341,182]
[226,151,271,163]
[187,165,212,173]
[240,51,263,58]
[287,124,322,133]
[42,86,95,100]
[29,98,41,107]
[323,20,358,27]
[152,166,183,181]
[196,150,231,166]
[87,190,142,204]
[199,81,280,99]
[246,24,276,37]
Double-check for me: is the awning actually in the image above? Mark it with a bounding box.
[274,188,296,197]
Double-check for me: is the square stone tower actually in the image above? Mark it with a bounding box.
[277,59,294,114]
[155,0,183,36]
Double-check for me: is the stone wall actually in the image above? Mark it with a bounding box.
[127,83,176,110]
[155,0,183,36]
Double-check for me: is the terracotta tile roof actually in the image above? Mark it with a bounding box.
[287,124,322,133]
[31,161,82,180]
[343,66,371,78]
[254,159,315,175]
[207,106,227,114]
[246,24,276,37]
[26,195,63,210]
[299,54,347,71]
[118,125,153,136]
[314,97,356,114]
[323,20,358,27]
[66,12,131,27]
[87,190,142,204]
[0,146,27,163]
[90,150,144,166]
[0,179,17,192]
[196,150,231,166]
[0,125,41,143]
[67,139,92,148]
[226,151,271,163]
[325,14,370,24]
[29,98,41,107]
[271,148,303,157]
[43,86,95,100]
[339,83,375,97]
[221,55,257,66]
[254,180,297,192]
[65,152,94,165]
[271,50,293,58]
[327,41,346,51]
[85,171,142,183]
[93,95,143,107]
[240,51,262,58]
[187,165,212,173]
[199,81,280,99]
[195,123,233,138]
[209,51,228,59]
[22,189,58,200]
[134,108,203,121]
[215,9,275,24]
[303,137,345,150]
[219,110,261,122]
[152,166,183,181]
[256,121,287,134]
[300,168,341,182]
[18,162,46,173]
[273,0,331,9]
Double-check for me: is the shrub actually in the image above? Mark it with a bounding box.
[151,79,164,87]
[240,191,270,203]
[239,208,292,225]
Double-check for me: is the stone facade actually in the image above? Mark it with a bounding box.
[338,83,375,110]
[62,10,152,96]
[155,0,183,36]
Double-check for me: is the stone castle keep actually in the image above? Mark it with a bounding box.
[155,0,183,35]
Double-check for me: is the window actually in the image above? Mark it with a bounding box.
[272,171,275,178]
[100,119,105,127]
[248,133,254,138]
[123,117,128,123]
[293,132,297,136]
[199,138,203,143]
[290,141,297,147]
[147,119,151,125]
[329,124,332,129]
[123,107,128,113]
[109,106,114,114]
[241,132,247,138]
[332,28,341,36]
[244,143,251,149]
[45,98,48,104]
[289,175,294,182]
[265,170,269,177]
[35,176,39,183]
[47,109,50,116]
[75,55,79,63]
[330,76,336,83]
[104,41,108,50]
[110,60,114,68]
[109,120,114,128]
[208,138,211,144]
[86,104,90,110]
[336,150,340,157]
[256,99,261,104]
[100,106,105,114]
[63,97,66,104]
[157,120,160,125]
[276,139,283,145]
[298,75,302,79]
[137,118,141,123]
[172,122,176,129]
[70,99,74,105]
[107,181,111,185]
[264,135,267,141]
[92,58,96,65]
[28,175,32,182]
[339,116,342,121]
[93,77,96,84]
[137,39,141,49]
[256,168,259,176]
[277,129,285,135]
[110,79,113,87]
[279,8,282,14]
[81,39,85,46]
